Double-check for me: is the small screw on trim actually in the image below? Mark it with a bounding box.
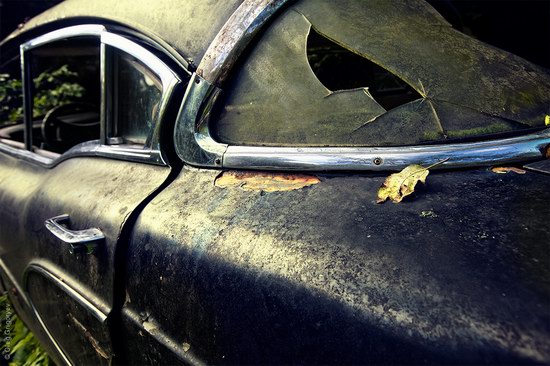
[373,157,382,165]
[215,158,222,165]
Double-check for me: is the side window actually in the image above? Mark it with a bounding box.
[29,37,101,154]
[112,50,163,146]
[0,37,100,155]
[212,0,545,148]
[1,27,181,163]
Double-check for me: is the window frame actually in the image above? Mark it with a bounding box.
[173,0,550,172]
[0,24,182,168]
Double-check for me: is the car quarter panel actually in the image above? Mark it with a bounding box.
[123,166,550,364]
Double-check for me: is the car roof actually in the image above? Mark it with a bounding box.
[1,0,244,67]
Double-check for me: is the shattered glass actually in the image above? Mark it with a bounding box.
[213,0,550,147]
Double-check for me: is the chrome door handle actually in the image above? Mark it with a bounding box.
[44,214,104,254]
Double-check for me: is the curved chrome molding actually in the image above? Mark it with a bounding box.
[174,73,227,166]
[198,0,291,86]
[20,24,106,51]
[24,263,110,366]
[25,264,109,322]
[101,32,178,90]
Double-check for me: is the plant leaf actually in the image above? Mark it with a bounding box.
[377,164,430,203]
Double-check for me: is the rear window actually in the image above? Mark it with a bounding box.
[212,0,550,147]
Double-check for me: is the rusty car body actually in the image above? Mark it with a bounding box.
[0,0,549,364]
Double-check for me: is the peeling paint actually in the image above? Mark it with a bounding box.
[490,166,527,174]
[214,170,320,192]
[68,313,110,360]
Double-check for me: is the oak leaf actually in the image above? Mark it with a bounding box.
[377,165,430,204]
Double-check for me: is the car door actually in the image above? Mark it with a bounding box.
[0,24,184,365]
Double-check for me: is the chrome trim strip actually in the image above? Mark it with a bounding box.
[100,42,109,144]
[0,140,166,167]
[20,48,33,150]
[198,0,290,85]
[223,130,550,171]
[25,264,108,323]
[0,141,52,165]
[101,32,177,90]
[23,262,111,366]
[20,25,106,51]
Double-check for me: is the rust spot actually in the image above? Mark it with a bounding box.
[490,166,526,175]
[215,171,320,192]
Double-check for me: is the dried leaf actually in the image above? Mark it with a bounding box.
[215,171,320,192]
[490,166,526,174]
[377,165,429,203]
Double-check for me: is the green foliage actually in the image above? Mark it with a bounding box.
[32,65,84,119]
[0,65,85,126]
[0,74,23,123]
[0,294,51,366]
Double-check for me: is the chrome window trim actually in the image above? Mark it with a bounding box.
[100,31,181,162]
[20,25,106,51]
[4,24,182,168]
[175,72,550,172]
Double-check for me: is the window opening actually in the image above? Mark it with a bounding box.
[306,27,422,110]
[112,51,162,146]
[28,37,100,154]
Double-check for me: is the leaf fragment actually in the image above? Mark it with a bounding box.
[377,164,430,203]
[490,166,526,174]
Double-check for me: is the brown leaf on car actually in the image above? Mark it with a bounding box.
[377,164,430,204]
[490,166,526,174]
[215,171,320,192]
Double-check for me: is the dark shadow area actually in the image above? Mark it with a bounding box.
[427,0,550,69]
[0,0,63,40]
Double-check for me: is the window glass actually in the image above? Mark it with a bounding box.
[113,51,162,145]
[27,37,100,154]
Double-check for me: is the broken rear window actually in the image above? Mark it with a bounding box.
[212,0,550,147]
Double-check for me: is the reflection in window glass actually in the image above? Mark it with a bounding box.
[29,38,100,153]
[0,38,100,154]
[114,52,162,145]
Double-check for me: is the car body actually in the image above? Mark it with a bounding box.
[0,0,549,364]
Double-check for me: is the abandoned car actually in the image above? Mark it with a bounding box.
[0,0,549,364]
